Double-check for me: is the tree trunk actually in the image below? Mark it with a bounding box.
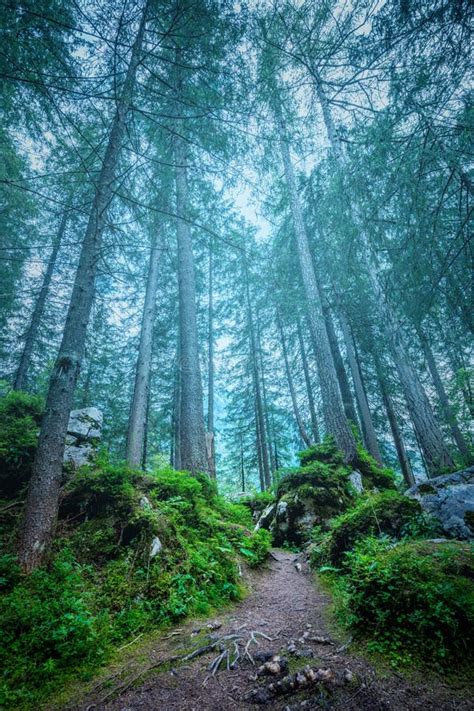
[171,350,181,469]
[174,135,208,474]
[314,75,454,475]
[274,102,356,463]
[255,400,265,492]
[244,258,271,488]
[338,312,383,464]
[126,232,161,467]
[321,304,359,428]
[14,207,69,391]
[418,327,471,461]
[374,355,416,488]
[256,310,277,475]
[206,239,216,479]
[277,312,312,447]
[239,430,245,492]
[18,1,150,573]
[296,316,320,443]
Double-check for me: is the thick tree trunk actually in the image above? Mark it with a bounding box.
[274,104,356,463]
[338,312,383,464]
[374,355,416,488]
[321,304,359,428]
[14,207,69,391]
[18,2,150,573]
[244,259,271,488]
[277,312,312,447]
[126,232,161,467]
[296,316,320,443]
[206,240,216,479]
[255,400,265,492]
[418,327,471,461]
[314,75,454,475]
[174,135,208,474]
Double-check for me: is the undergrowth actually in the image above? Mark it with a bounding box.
[0,441,271,709]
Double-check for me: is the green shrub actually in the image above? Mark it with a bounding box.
[0,551,109,708]
[0,391,42,496]
[0,459,270,708]
[239,529,272,567]
[312,491,432,567]
[298,437,345,468]
[334,538,474,666]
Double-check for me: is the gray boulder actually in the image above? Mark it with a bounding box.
[63,407,103,469]
[255,503,277,531]
[405,466,474,540]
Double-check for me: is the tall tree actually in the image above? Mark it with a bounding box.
[19,0,151,572]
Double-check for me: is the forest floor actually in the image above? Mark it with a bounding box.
[62,551,473,711]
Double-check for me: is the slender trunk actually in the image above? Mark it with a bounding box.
[255,400,265,492]
[126,232,161,467]
[296,316,320,443]
[314,75,454,475]
[174,134,208,474]
[239,430,245,492]
[277,312,312,447]
[418,327,471,461]
[171,350,181,469]
[206,239,216,479]
[19,2,150,572]
[14,208,69,391]
[321,304,359,428]
[338,312,383,464]
[374,355,416,488]
[141,388,151,471]
[256,311,276,474]
[244,259,271,488]
[274,101,356,463]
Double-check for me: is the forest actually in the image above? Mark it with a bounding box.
[0,0,473,709]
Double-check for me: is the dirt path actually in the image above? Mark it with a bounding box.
[71,551,472,711]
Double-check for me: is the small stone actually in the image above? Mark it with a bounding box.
[343,668,354,683]
[149,536,162,558]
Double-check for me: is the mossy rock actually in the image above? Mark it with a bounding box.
[313,491,435,567]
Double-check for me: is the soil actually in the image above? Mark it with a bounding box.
[67,551,473,711]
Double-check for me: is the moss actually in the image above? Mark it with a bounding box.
[312,491,431,567]
[332,538,474,666]
[298,437,345,468]
[354,445,396,491]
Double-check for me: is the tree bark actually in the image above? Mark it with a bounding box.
[171,350,181,469]
[313,75,455,475]
[277,312,312,447]
[374,355,416,488]
[321,304,359,428]
[256,310,277,475]
[19,1,150,573]
[418,327,471,461]
[126,232,161,467]
[174,134,208,474]
[206,239,216,479]
[14,207,69,391]
[244,258,271,488]
[296,316,320,443]
[274,102,356,463]
[338,312,383,464]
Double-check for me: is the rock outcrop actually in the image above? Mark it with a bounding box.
[63,407,103,469]
[405,466,474,540]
